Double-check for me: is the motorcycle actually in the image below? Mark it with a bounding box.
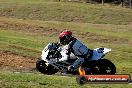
[36,42,116,75]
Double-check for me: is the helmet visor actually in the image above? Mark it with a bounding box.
[59,37,66,45]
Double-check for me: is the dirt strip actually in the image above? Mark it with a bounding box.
[0,51,36,72]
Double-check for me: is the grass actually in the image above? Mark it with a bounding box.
[0,71,132,88]
[0,17,132,74]
[0,29,57,58]
[0,0,132,24]
[0,0,132,88]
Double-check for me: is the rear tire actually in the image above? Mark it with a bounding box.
[82,60,101,74]
[81,59,116,74]
[97,59,116,74]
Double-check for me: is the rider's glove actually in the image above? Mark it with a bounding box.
[57,47,62,52]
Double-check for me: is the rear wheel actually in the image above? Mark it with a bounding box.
[82,60,101,74]
[97,59,116,74]
[81,59,116,74]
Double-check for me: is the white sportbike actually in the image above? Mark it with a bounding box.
[36,43,116,75]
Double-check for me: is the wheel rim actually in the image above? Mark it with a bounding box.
[98,59,116,74]
[39,62,46,68]
[106,67,112,74]
[36,60,47,72]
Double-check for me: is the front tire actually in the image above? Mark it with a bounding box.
[36,59,58,75]
[36,59,47,73]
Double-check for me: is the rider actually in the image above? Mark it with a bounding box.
[58,30,93,72]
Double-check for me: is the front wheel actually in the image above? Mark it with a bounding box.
[36,59,47,73]
[36,58,58,75]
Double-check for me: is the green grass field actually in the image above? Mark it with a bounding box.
[0,71,132,88]
[0,0,132,88]
[0,0,132,24]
